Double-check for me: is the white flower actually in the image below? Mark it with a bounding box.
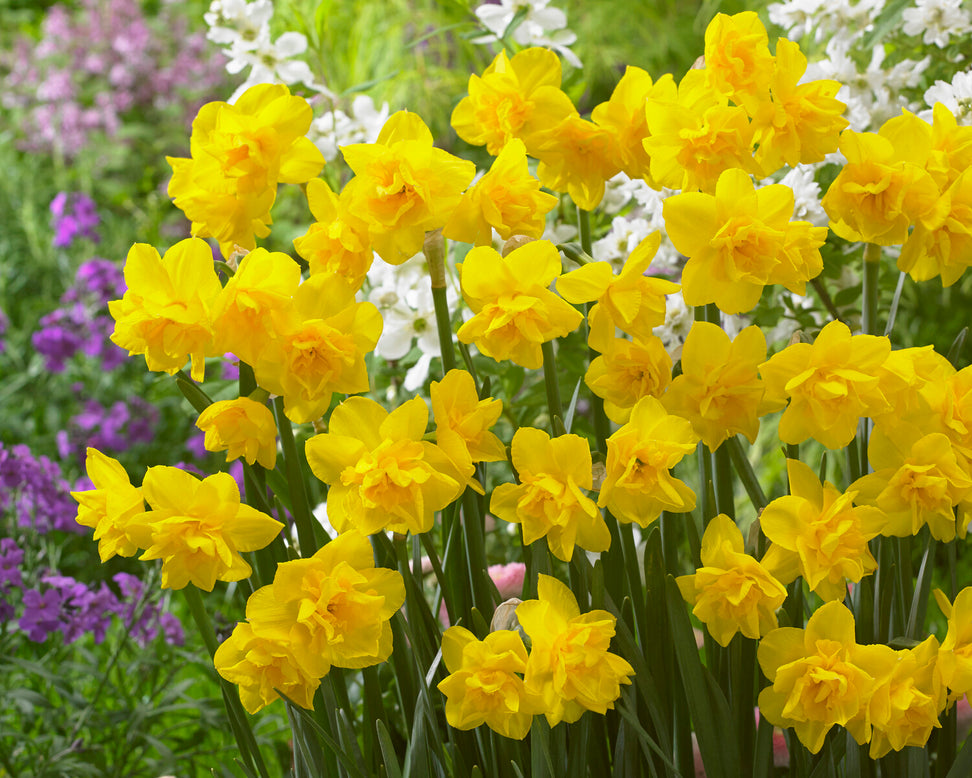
[653,290,694,362]
[902,0,971,48]
[472,0,581,67]
[807,38,927,131]
[365,251,459,389]
[924,70,972,123]
[226,31,332,101]
[631,185,678,228]
[775,166,828,228]
[204,0,273,49]
[767,0,827,39]
[309,95,390,162]
[543,221,578,245]
[592,215,653,272]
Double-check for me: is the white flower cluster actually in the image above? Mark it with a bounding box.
[471,0,582,68]
[902,0,971,48]
[924,71,972,123]
[770,0,972,129]
[204,0,330,101]
[364,253,459,392]
[307,95,391,163]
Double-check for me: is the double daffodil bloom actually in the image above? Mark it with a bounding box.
[305,396,465,535]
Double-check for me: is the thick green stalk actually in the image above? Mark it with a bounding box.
[462,488,494,617]
[576,205,610,452]
[427,228,457,374]
[541,340,564,435]
[862,243,881,336]
[273,398,320,557]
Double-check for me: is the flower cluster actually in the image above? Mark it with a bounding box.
[50,192,99,248]
[204,0,328,101]
[15,571,184,647]
[166,85,325,256]
[438,575,633,738]
[0,443,82,535]
[85,4,972,769]
[759,602,946,756]
[1,0,224,157]
[72,449,283,591]
[32,256,127,374]
[215,531,405,713]
[471,0,581,68]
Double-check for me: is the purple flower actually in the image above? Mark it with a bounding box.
[4,0,226,158]
[50,192,100,248]
[160,612,185,646]
[32,307,87,372]
[19,588,64,642]
[60,397,159,464]
[0,443,82,535]
[0,538,24,589]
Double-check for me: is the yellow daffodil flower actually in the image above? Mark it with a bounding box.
[597,396,698,527]
[214,622,321,714]
[751,38,847,173]
[71,448,144,563]
[663,168,825,314]
[662,322,768,450]
[109,238,223,382]
[491,427,609,562]
[251,273,382,424]
[167,84,324,256]
[851,423,972,542]
[457,240,583,370]
[757,601,896,754]
[760,459,885,601]
[246,530,405,671]
[585,334,672,425]
[759,320,892,449]
[443,138,558,246]
[451,48,576,156]
[557,231,680,349]
[293,178,373,289]
[126,466,283,591]
[342,111,475,264]
[437,626,542,739]
[822,116,943,246]
[305,396,465,535]
[676,514,787,646]
[517,574,634,726]
[210,247,302,368]
[934,587,972,705]
[196,397,278,471]
[644,69,757,193]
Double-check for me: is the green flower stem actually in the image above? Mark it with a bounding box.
[427,228,457,374]
[575,204,611,452]
[712,442,735,521]
[541,340,564,435]
[576,205,592,256]
[731,636,756,775]
[273,397,320,557]
[862,243,881,337]
[461,483,493,617]
[875,537,895,643]
[183,586,270,778]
